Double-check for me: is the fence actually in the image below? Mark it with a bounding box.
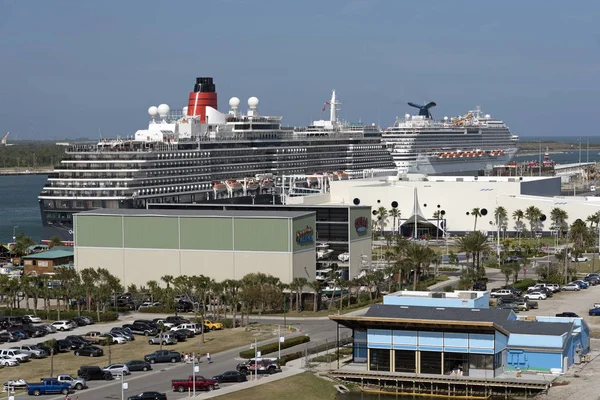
[301,332,353,371]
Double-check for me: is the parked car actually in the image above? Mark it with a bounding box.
[573,280,589,289]
[148,334,177,346]
[203,320,223,331]
[524,291,547,300]
[52,320,75,331]
[584,276,600,285]
[171,323,200,334]
[66,335,91,347]
[74,346,104,357]
[144,350,181,364]
[504,256,523,263]
[175,301,194,313]
[165,316,190,326]
[490,289,515,298]
[138,302,161,310]
[171,376,219,392]
[562,283,581,291]
[103,363,131,376]
[546,283,561,292]
[556,312,580,318]
[170,329,192,341]
[77,366,113,381]
[123,323,158,336]
[589,307,600,316]
[152,319,176,329]
[236,358,281,375]
[72,316,89,326]
[0,332,20,343]
[39,324,57,334]
[127,392,167,400]
[110,328,135,341]
[55,374,87,390]
[102,333,127,344]
[58,339,84,350]
[10,345,47,358]
[26,378,70,396]
[571,255,590,262]
[23,315,42,323]
[0,349,30,362]
[125,360,152,372]
[0,355,20,366]
[83,331,107,345]
[212,371,247,383]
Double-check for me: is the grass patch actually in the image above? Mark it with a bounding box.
[212,372,338,400]
[0,327,273,383]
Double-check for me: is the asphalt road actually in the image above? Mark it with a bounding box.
[7,315,346,400]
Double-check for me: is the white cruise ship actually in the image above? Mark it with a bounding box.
[382,102,518,175]
[38,77,395,242]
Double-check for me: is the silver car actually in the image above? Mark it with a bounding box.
[562,283,581,291]
[102,363,131,377]
[148,334,177,345]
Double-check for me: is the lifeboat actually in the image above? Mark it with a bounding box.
[439,153,444,159]
[499,150,505,155]
[478,152,484,157]
[491,151,497,156]
[261,178,274,189]
[452,152,458,158]
[337,171,349,180]
[307,176,318,185]
[246,179,260,191]
[213,182,226,193]
[225,180,243,191]
[459,152,464,158]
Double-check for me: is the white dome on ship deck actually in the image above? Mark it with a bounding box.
[248,97,259,108]
[182,106,188,116]
[158,104,170,118]
[405,114,410,119]
[229,97,240,107]
[148,106,158,117]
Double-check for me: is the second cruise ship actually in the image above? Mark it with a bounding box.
[382,101,518,175]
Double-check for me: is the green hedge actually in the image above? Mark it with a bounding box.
[512,279,537,291]
[239,335,310,358]
[279,351,302,366]
[0,308,118,322]
[138,306,174,314]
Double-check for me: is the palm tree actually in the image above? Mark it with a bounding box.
[569,219,588,253]
[376,206,388,236]
[512,209,525,242]
[405,242,436,290]
[456,232,491,274]
[471,208,482,232]
[432,210,444,242]
[388,208,401,235]
[48,236,63,248]
[11,233,35,257]
[525,206,542,238]
[494,206,508,238]
[292,277,308,313]
[308,280,322,313]
[551,208,569,239]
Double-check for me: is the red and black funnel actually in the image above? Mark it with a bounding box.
[187,77,217,123]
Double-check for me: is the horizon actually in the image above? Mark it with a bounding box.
[1,1,599,140]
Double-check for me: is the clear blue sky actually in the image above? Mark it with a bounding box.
[1,0,599,140]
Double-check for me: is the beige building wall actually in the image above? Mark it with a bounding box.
[293,250,317,281]
[180,251,235,281]
[75,247,125,283]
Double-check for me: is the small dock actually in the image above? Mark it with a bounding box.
[328,367,554,399]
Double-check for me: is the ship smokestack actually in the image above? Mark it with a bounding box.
[187,77,217,123]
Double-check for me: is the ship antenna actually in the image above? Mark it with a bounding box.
[98,128,102,140]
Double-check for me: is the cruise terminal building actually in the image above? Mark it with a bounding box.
[73,209,317,286]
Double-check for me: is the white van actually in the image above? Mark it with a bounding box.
[171,323,202,334]
[0,349,30,362]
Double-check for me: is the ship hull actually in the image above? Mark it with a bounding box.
[400,149,517,175]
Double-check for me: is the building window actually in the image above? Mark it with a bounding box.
[420,351,442,374]
[369,349,391,372]
[394,350,416,373]
[353,329,367,363]
[494,352,503,370]
[443,352,469,376]
[469,354,493,370]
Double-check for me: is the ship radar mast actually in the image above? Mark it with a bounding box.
[322,90,341,125]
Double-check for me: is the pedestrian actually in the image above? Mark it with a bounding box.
[207,352,212,364]
[197,353,202,363]
[184,353,189,363]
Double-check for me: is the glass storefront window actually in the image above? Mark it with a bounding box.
[469,354,493,370]
[394,350,416,373]
[420,351,442,374]
[369,349,391,372]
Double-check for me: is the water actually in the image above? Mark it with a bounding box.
[0,146,595,244]
[337,393,442,400]
[0,174,46,243]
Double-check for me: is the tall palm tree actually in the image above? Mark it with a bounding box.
[388,208,401,235]
[525,206,542,238]
[456,231,491,274]
[292,277,308,313]
[471,208,482,232]
[404,242,436,290]
[48,236,63,249]
[376,206,388,236]
[432,210,444,242]
[494,206,508,238]
[308,280,322,313]
[569,219,588,252]
[551,207,569,239]
[512,209,525,242]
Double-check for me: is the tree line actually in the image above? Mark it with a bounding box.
[0,142,67,169]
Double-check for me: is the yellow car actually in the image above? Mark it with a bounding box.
[203,320,223,331]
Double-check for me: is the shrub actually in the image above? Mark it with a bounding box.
[239,335,310,358]
[279,351,302,366]
[513,279,537,291]
[0,308,118,322]
[138,306,174,314]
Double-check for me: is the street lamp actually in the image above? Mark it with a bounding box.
[12,225,18,242]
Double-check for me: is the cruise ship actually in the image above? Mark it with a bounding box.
[38,77,395,242]
[382,102,518,175]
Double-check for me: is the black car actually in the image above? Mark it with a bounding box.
[165,316,190,325]
[169,330,188,342]
[20,325,46,338]
[501,286,523,297]
[77,365,113,381]
[175,301,194,313]
[125,360,152,372]
[75,345,104,357]
[556,312,580,318]
[0,332,20,343]
[58,339,84,350]
[72,316,89,326]
[124,323,158,336]
[66,335,91,346]
[212,371,247,383]
[144,350,181,364]
[36,342,59,355]
[127,392,167,400]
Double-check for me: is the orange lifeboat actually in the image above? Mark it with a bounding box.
[226,180,243,192]
[246,179,260,191]
[337,171,349,180]
[499,150,505,155]
[478,152,484,157]
[213,182,226,192]
[261,179,274,188]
